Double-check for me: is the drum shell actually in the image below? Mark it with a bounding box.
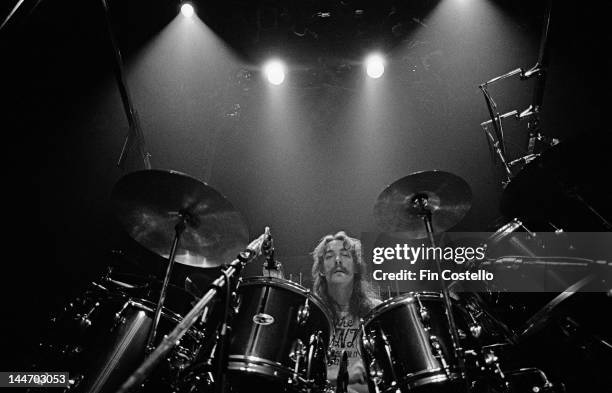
[36,285,201,393]
[361,292,466,393]
[228,277,332,389]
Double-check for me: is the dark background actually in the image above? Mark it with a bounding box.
[1,0,610,389]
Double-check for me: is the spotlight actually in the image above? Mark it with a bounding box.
[263,60,286,85]
[365,54,385,79]
[180,2,195,18]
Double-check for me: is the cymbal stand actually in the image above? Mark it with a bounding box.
[478,70,522,186]
[478,0,555,188]
[145,212,188,352]
[411,194,466,380]
[100,0,151,170]
[117,235,264,393]
[518,0,556,157]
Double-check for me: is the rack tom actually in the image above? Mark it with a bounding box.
[227,277,333,393]
[360,292,468,393]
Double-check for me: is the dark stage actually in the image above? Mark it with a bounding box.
[1,0,611,392]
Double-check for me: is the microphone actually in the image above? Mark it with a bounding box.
[336,350,349,393]
[262,227,279,271]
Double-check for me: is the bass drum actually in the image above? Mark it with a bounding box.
[33,282,203,393]
[361,292,473,393]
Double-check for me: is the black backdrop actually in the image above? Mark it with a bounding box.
[1,0,610,388]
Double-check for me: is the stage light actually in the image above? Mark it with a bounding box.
[263,60,286,85]
[365,54,385,79]
[180,2,195,18]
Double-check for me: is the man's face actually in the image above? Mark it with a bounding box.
[322,240,355,285]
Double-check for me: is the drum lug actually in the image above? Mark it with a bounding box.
[429,335,451,377]
[482,347,509,390]
[469,323,483,338]
[76,301,100,328]
[297,299,310,326]
[290,339,306,379]
[368,360,384,384]
[360,321,376,354]
[114,301,132,327]
[289,339,306,362]
[419,306,430,324]
[233,292,242,314]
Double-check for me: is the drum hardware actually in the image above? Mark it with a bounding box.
[375,171,474,386]
[34,283,205,393]
[297,297,311,325]
[232,292,242,314]
[503,368,555,393]
[336,351,349,393]
[306,331,328,388]
[116,234,265,393]
[469,324,483,339]
[466,343,558,393]
[499,131,612,231]
[463,307,484,339]
[361,292,476,393]
[429,335,452,378]
[518,274,595,340]
[415,294,429,323]
[145,211,189,352]
[478,1,554,190]
[77,301,100,328]
[222,277,332,393]
[415,293,453,378]
[289,338,307,374]
[111,169,250,371]
[185,277,204,299]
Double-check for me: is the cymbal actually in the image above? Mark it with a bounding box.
[112,169,249,268]
[373,170,471,238]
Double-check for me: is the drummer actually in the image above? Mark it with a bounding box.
[263,231,381,393]
[311,231,381,393]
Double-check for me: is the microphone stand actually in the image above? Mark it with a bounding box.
[116,235,265,393]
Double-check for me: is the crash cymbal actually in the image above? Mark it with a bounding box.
[112,169,249,268]
[374,170,472,238]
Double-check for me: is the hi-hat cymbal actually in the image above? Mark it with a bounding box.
[373,170,472,238]
[111,169,249,268]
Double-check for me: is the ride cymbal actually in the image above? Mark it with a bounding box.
[374,170,472,238]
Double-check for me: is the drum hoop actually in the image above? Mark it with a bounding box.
[89,281,193,318]
[228,355,310,386]
[83,287,200,340]
[403,373,457,389]
[363,291,443,326]
[240,276,334,334]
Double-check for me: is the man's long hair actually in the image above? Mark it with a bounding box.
[311,231,380,319]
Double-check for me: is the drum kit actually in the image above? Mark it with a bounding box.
[31,153,609,393]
